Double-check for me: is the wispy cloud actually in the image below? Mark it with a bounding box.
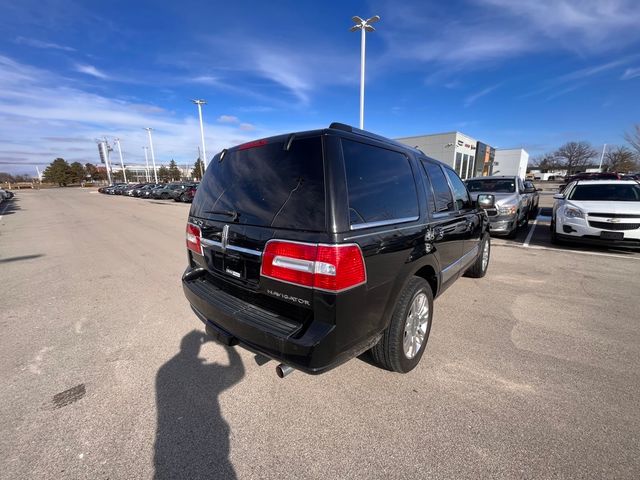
[379,0,640,80]
[196,35,356,107]
[465,83,503,107]
[14,36,76,52]
[74,64,109,79]
[621,67,640,80]
[520,57,636,99]
[0,55,267,173]
[217,115,239,124]
[545,83,586,101]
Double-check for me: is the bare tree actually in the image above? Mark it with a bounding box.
[531,152,562,171]
[553,141,597,174]
[625,124,640,157]
[604,145,639,173]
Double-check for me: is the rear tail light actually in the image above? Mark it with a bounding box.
[261,241,366,292]
[186,223,203,255]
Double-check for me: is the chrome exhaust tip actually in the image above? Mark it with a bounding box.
[276,363,294,378]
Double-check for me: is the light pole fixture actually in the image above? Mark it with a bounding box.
[144,127,158,183]
[192,99,208,170]
[114,138,128,183]
[350,15,380,130]
[142,146,150,182]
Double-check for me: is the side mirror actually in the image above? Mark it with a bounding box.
[524,187,536,194]
[553,193,564,200]
[477,194,495,209]
[536,188,542,192]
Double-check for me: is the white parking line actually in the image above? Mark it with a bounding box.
[495,241,640,261]
[523,219,538,247]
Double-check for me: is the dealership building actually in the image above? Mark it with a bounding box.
[396,131,528,180]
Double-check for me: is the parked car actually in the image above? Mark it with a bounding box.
[182,122,494,377]
[141,185,165,198]
[172,183,198,202]
[621,173,640,181]
[179,184,198,203]
[152,183,188,199]
[551,180,640,248]
[0,188,14,200]
[561,172,621,191]
[123,183,147,196]
[523,180,540,218]
[132,183,159,197]
[465,176,531,238]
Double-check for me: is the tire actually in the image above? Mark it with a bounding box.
[173,194,182,202]
[370,277,433,373]
[161,193,169,199]
[529,204,538,219]
[464,235,490,278]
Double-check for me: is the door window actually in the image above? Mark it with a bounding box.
[444,168,472,210]
[421,161,454,213]
[342,139,419,227]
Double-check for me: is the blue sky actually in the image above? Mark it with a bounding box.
[1,0,639,174]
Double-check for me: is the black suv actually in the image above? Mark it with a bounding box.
[182,123,493,376]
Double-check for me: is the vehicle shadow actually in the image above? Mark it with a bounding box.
[154,330,245,480]
[0,254,44,263]
[0,198,20,216]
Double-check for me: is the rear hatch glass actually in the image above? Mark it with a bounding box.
[191,136,325,231]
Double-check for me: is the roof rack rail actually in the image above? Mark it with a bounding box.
[328,122,395,144]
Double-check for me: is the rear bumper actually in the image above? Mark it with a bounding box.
[182,267,375,374]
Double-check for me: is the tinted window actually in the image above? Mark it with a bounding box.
[191,136,325,231]
[466,178,516,193]
[568,184,640,201]
[422,161,454,213]
[342,139,418,226]
[444,168,472,210]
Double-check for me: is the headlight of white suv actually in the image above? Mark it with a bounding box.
[498,204,517,215]
[563,206,584,219]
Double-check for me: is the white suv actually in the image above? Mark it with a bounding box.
[551,180,640,248]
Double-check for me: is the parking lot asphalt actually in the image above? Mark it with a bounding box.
[1,188,639,479]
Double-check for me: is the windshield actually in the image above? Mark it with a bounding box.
[191,136,325,231]
[568,183,640,201]
[466,179,516,193]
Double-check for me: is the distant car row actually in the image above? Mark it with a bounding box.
[98,182,198,202]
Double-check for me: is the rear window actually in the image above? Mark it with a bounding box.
[191,136,325,231]
[568,183,640,201]
[342,139,418,227]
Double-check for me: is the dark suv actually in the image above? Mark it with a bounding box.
[182,123,493,376]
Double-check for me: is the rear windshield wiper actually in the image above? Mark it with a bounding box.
[205,209,239,222]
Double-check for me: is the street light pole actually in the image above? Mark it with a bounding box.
[114,138,127,183]
[192,99,208,169]
[144,128,158,183]
[142,146,150,182]
[598,143,607,172]
[350,15,380,130]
